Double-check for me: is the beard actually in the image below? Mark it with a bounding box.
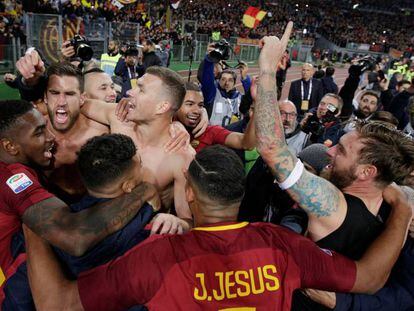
[329,164,358,190]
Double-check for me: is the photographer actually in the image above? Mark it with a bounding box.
[301,93,344,146]
[201,42,251,126]
[114,47,140,97]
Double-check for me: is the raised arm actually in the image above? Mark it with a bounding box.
[224,114,256,150]
[82,99,117,126]
[254,23,346,236]
[22,182,158,256]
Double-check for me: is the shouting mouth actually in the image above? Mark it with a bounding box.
[55,108,69,124]
[44,143,55,160]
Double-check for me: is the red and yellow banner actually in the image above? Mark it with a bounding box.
[242,6,266,29]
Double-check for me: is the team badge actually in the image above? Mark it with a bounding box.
[191,139,200,149]
[6,173,33,194]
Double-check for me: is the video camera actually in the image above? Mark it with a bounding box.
[69,35,93,61]
[209,39,231,63]
[302,103,339,136]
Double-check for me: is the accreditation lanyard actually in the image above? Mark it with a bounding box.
[301,80,312,101]
[127,66,136,79]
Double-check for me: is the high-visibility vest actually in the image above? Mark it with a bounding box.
[100,53,122,76]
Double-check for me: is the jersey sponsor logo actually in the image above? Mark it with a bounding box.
[6,173,33,194]
[193,265,280,302]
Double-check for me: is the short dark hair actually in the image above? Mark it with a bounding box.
[185,81,201,92]
[47,62,84,92]
[218,69,237,82]
[397,79,411,87]
[188,145,245,204]
[326,66,335,76]
[146,66,186,113]
[77,134,137,191]
[83,67,105,75]
[0,100,34,136]
[360,90,379,104]
[143,38,155,46]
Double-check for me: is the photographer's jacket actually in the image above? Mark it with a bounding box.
[201,55,251,126]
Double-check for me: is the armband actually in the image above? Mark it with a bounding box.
[275,160,304,190]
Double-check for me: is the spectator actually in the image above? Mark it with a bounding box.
[288,63,324,115]
[100,40,121,76]
[322,66,338,95]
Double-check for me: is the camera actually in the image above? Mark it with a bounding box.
[209,39,230,63]
[70,35,93,61]
[302,104,338,136]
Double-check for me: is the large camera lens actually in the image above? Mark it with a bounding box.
[77,43,93,61]
[209,40,230,63]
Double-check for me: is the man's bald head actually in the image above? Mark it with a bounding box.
[279,100,298,134]
[83,69,117,103]
[301,63,314,81]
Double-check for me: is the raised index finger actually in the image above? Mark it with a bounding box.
[281,21,293,50]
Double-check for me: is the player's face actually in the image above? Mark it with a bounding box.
[358,95,378,117]
[13,109,55,168]
[176,91,204,129]
[45,75,84,132]
[126,73,165,122]
[219,73,235,92]
[326,132,362,189]
[85,73,116,103]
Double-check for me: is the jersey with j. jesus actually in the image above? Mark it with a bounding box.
[78,222,356,311]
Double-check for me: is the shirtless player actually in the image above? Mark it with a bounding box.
[82,66,194,221]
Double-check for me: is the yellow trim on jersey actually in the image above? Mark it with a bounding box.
[193,222,249,232]
[0,266,5,286]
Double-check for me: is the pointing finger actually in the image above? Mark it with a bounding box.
[281,21,293,50]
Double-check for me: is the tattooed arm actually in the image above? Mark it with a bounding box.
[255,23,347,239]
[22,182,158,256]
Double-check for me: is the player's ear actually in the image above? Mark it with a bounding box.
[156,100,171,115]
[1,138,19,156]
[121,179,134,193]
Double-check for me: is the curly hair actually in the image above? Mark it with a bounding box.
[77,134,137,190]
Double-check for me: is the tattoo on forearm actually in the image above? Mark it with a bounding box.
[23,183,150,246]
[255,72,295,181]
[288,170,340,217]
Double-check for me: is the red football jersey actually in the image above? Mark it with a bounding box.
[191,125,231,153]
[78,222,356,310]
[0,162,53,288]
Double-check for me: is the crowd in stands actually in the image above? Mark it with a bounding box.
[1,4,414,309]
[1,0,413,52]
